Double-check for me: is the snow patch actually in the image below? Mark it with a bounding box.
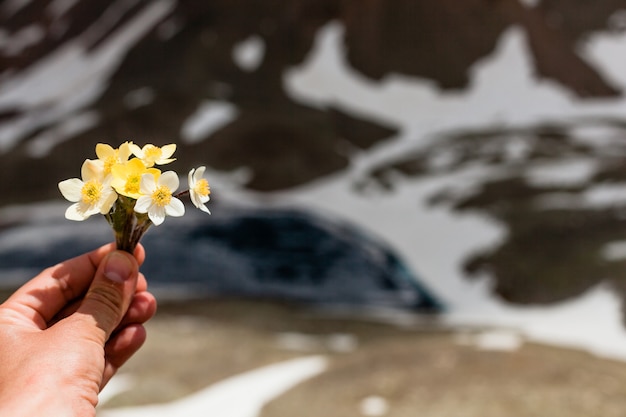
[456,329,524,352]
[523,158,597,187]
[181,100,238,144]
[100,356,328,416]
[232,35,266,72]
[0,0,175,153]
[123,87,155,109]
[0,24,45,56]
[276,332,358,353]
[26,110,99,157]
[359,395,390,417]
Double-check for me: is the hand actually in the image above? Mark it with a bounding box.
[0,243,157,417]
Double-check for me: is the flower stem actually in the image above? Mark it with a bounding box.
[110,195,152,253]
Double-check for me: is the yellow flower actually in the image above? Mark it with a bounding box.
[111,158,160,199]
[94,141,133,175]
[129,143,176,167]
[58,159,117,221]
[188,166,211,214]
[134,171,184,225]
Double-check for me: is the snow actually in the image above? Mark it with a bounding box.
[455,330,524,352]
[277,20,626,362]
[123,87,156,109]
[0,0,175,154]
[0,24,45,56]
[181,100,238,144]
[523,158,597,187]
[359,395,390,417]
[99,356,328,417]
[275,332,358,353]
[232,35,266,72]
[602,240,626,261]
[285,23,578,141]
[25,110,99,158]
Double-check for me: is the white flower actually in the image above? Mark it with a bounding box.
[134,171,184,225]
[129,143,176,167]
[58,159,117,221]
[188,166,211,214]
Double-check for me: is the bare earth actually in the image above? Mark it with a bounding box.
[100,298,626,417]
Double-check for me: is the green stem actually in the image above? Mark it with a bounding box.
[109,195,152,254]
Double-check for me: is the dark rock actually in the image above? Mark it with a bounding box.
[0,204,442,312]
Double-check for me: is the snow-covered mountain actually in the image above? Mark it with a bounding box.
[3,0,626,358]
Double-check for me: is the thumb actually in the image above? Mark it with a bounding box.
[75,251,139,342]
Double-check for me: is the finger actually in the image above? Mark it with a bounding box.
[3,244,147,330]
[1,243,116,328]
[101,324,147,388]
[48,272,151,326]
[116,290,157,330]
[71,251,139,343]
[131,243,146,267]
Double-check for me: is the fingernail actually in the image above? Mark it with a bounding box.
[104,252,133,283]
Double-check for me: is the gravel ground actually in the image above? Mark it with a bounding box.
[100,298,626,416]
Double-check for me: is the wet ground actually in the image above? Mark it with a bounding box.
[101,298,626,417]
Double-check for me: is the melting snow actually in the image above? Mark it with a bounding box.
[181,100,238,144]
[0,0,175,154]
[232,35,266,72]
[99,356,327,417]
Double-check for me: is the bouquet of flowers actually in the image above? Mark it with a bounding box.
[58,142,211,253]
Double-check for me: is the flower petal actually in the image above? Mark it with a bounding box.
[65,202,98,221]
[134,196,152,213]
[193,166,206,181]
[197,201,211,214]
[190,190,210,211]
[165,197,185,217]
[99,188,118,214]
[159,171,179,192]
[129,143,143,158]
[65,203,87,221]
[148,205,166,225]
[190,190,201,208]
[58,178,84,202]
[188,168,195,188]
[118,141,133,161]
[81,159,103,181]
[160,144,176,159]
[139,173,157,195]
[95,143,114,159]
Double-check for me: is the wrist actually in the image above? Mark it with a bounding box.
[0,380,95,417]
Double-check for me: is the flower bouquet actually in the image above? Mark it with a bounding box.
[58,142,210,253]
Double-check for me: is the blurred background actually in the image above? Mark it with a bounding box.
[3,0,626,415]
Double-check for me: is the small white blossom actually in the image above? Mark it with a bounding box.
[58,160,117,221]
[134,171,184,225]
[188,166,211,214]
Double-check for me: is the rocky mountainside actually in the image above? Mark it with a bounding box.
[0,0,623,203]
[2,0,626,312]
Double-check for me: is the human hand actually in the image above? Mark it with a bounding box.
[0,243,157,417]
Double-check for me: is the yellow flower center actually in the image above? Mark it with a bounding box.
[194,179,210,197]
[124,174,141,195]
[104,155,117,175]
[144,146,162,163]
[81,180,102,205]
[152,186,172,207]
